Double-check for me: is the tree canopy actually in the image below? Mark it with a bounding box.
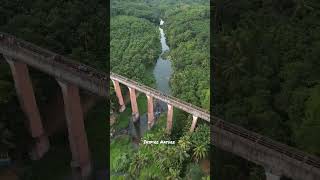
[213,0,320,179]
[165,5,210,110]
[110,15,160,84]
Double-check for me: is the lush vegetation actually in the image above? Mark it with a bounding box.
[213,0,320,179]
[111,115,210,179]
[111,0,160,23]
[0,0,107,179]
[110,15,160,84]
[164,4,210,110]
[1,0,107,69]
[110,0,210,179]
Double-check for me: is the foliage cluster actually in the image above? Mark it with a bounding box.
[110,15,160,84]
[111,115,210,179]
[164,5,210,110]
[213,0,320,179]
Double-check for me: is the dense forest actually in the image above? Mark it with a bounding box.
[0,0,107,179]
[213,0,320,179]
[164,4,210,110]
[110,0,210,179]
[110,15,160,84]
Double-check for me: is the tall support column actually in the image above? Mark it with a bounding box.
[58,81,91,180]
[112,80,125,112]
[6,58,49,160]
[146,95,154,129]
[189,115,198,132]
[166,104,173,134]
[128,87,139,122]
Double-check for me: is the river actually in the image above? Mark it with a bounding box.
[128,19,173,143]
[153,23,172,95]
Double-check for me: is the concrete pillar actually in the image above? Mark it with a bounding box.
[5,58,49,160]
[189,115,198,132]
[112,80,125,112]
[166,104,173,134]
[58,81,91,180]
[265,168,281,180]
[128,87,139,122]
[146,95,154,129]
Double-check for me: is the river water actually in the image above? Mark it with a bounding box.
[153,25,172,95]
[128,19,172,143]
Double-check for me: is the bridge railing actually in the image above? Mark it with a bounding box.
[111,73,209,114]
[110,72,210,121]
[0,32,108,88]
[212,116,320,169]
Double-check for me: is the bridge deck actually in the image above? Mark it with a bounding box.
[110,72,210,121]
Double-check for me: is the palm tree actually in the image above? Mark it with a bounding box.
[193,144,208,162]
[178,134,191,151]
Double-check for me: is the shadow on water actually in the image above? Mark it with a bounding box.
[129,100,166,147]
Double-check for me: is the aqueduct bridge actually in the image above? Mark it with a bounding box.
[0,32,319,180]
